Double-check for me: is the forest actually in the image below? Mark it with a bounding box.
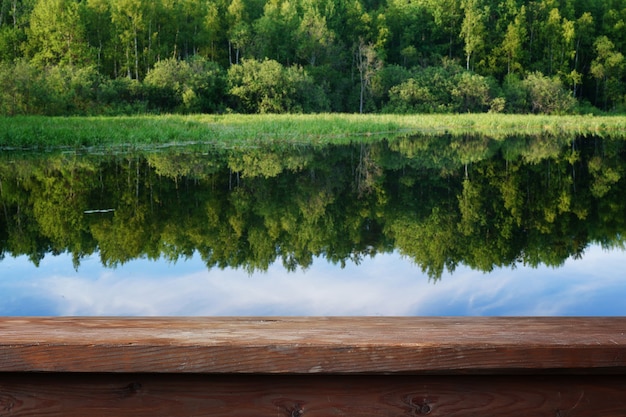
[0,0,625,116]
[1,133,625,278]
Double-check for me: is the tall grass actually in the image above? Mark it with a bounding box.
[1,114,625,149]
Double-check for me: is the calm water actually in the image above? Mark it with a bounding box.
[1,133,625,316]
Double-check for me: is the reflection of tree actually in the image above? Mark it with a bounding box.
[355,143,383,196]
[389,207,460,279]
[1,133,625,279]
[0,160,52,266]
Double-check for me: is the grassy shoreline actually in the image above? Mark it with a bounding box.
[1,113,626,149]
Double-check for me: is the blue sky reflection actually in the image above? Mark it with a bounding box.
[1,245,625,316]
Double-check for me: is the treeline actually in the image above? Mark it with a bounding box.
[1,134,625,277]
[0,0,625,115]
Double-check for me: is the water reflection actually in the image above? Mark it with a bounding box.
[2,246,625,316]
[1,133,625,315]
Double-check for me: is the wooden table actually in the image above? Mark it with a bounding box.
[1,317,625,416]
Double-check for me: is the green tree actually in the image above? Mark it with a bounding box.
[0,23,25,61]
[356,39,382,113]
[0,58,50,114]
[27,0,92,67]
[600,1,626,54]
[500,6,527,75]
[459,0,485,70]
[590,35,625,110]
[226,0,250,64]
[254,0,299,64]
[173,0,211,58]
[296,0,335,66]
[569,12,594,97]
[542,7,565,75]
[2,0,626,114]
[424,0,463,60]
[0,0,36,30]
[110,0,149,79]
[203,0,226,62]
[84,0,112,73]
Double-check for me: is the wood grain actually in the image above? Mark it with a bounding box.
[0,317,625,374]
[1,373,626,417]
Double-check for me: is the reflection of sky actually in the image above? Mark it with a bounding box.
[1,245,625,316]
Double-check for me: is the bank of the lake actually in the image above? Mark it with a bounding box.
[1,114,626,149]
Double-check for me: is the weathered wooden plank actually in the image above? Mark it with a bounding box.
[1,317,625,374]
[1,373,625,417]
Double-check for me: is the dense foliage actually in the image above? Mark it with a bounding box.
[0,0,625,115]
[1,134,625,278]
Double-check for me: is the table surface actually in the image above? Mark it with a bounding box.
[1,316,625,373]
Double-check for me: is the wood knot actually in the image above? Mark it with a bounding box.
[1,394,21,415]
[403,396,432,415]
[116,382,143,398]
[290,405,304,417]
[271,398,305,417]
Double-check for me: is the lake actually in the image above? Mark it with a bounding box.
[1,132,625,316]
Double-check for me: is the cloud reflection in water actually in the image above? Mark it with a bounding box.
[1,245,625,316]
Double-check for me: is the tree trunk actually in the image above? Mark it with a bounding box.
[357,44,365,114]
[12,0,17,27]
[134,25,139,80]
[126,46,131,78]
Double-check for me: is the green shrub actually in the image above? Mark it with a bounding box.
[502,74,528,113]
[98,78,148,115]
[143,56,226,113]
[523,72,576,115]
[227,58,328,113]
[371,64,412,110]
[384,61,496,113]
[452,71,492,112]
[385,78,436,113]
